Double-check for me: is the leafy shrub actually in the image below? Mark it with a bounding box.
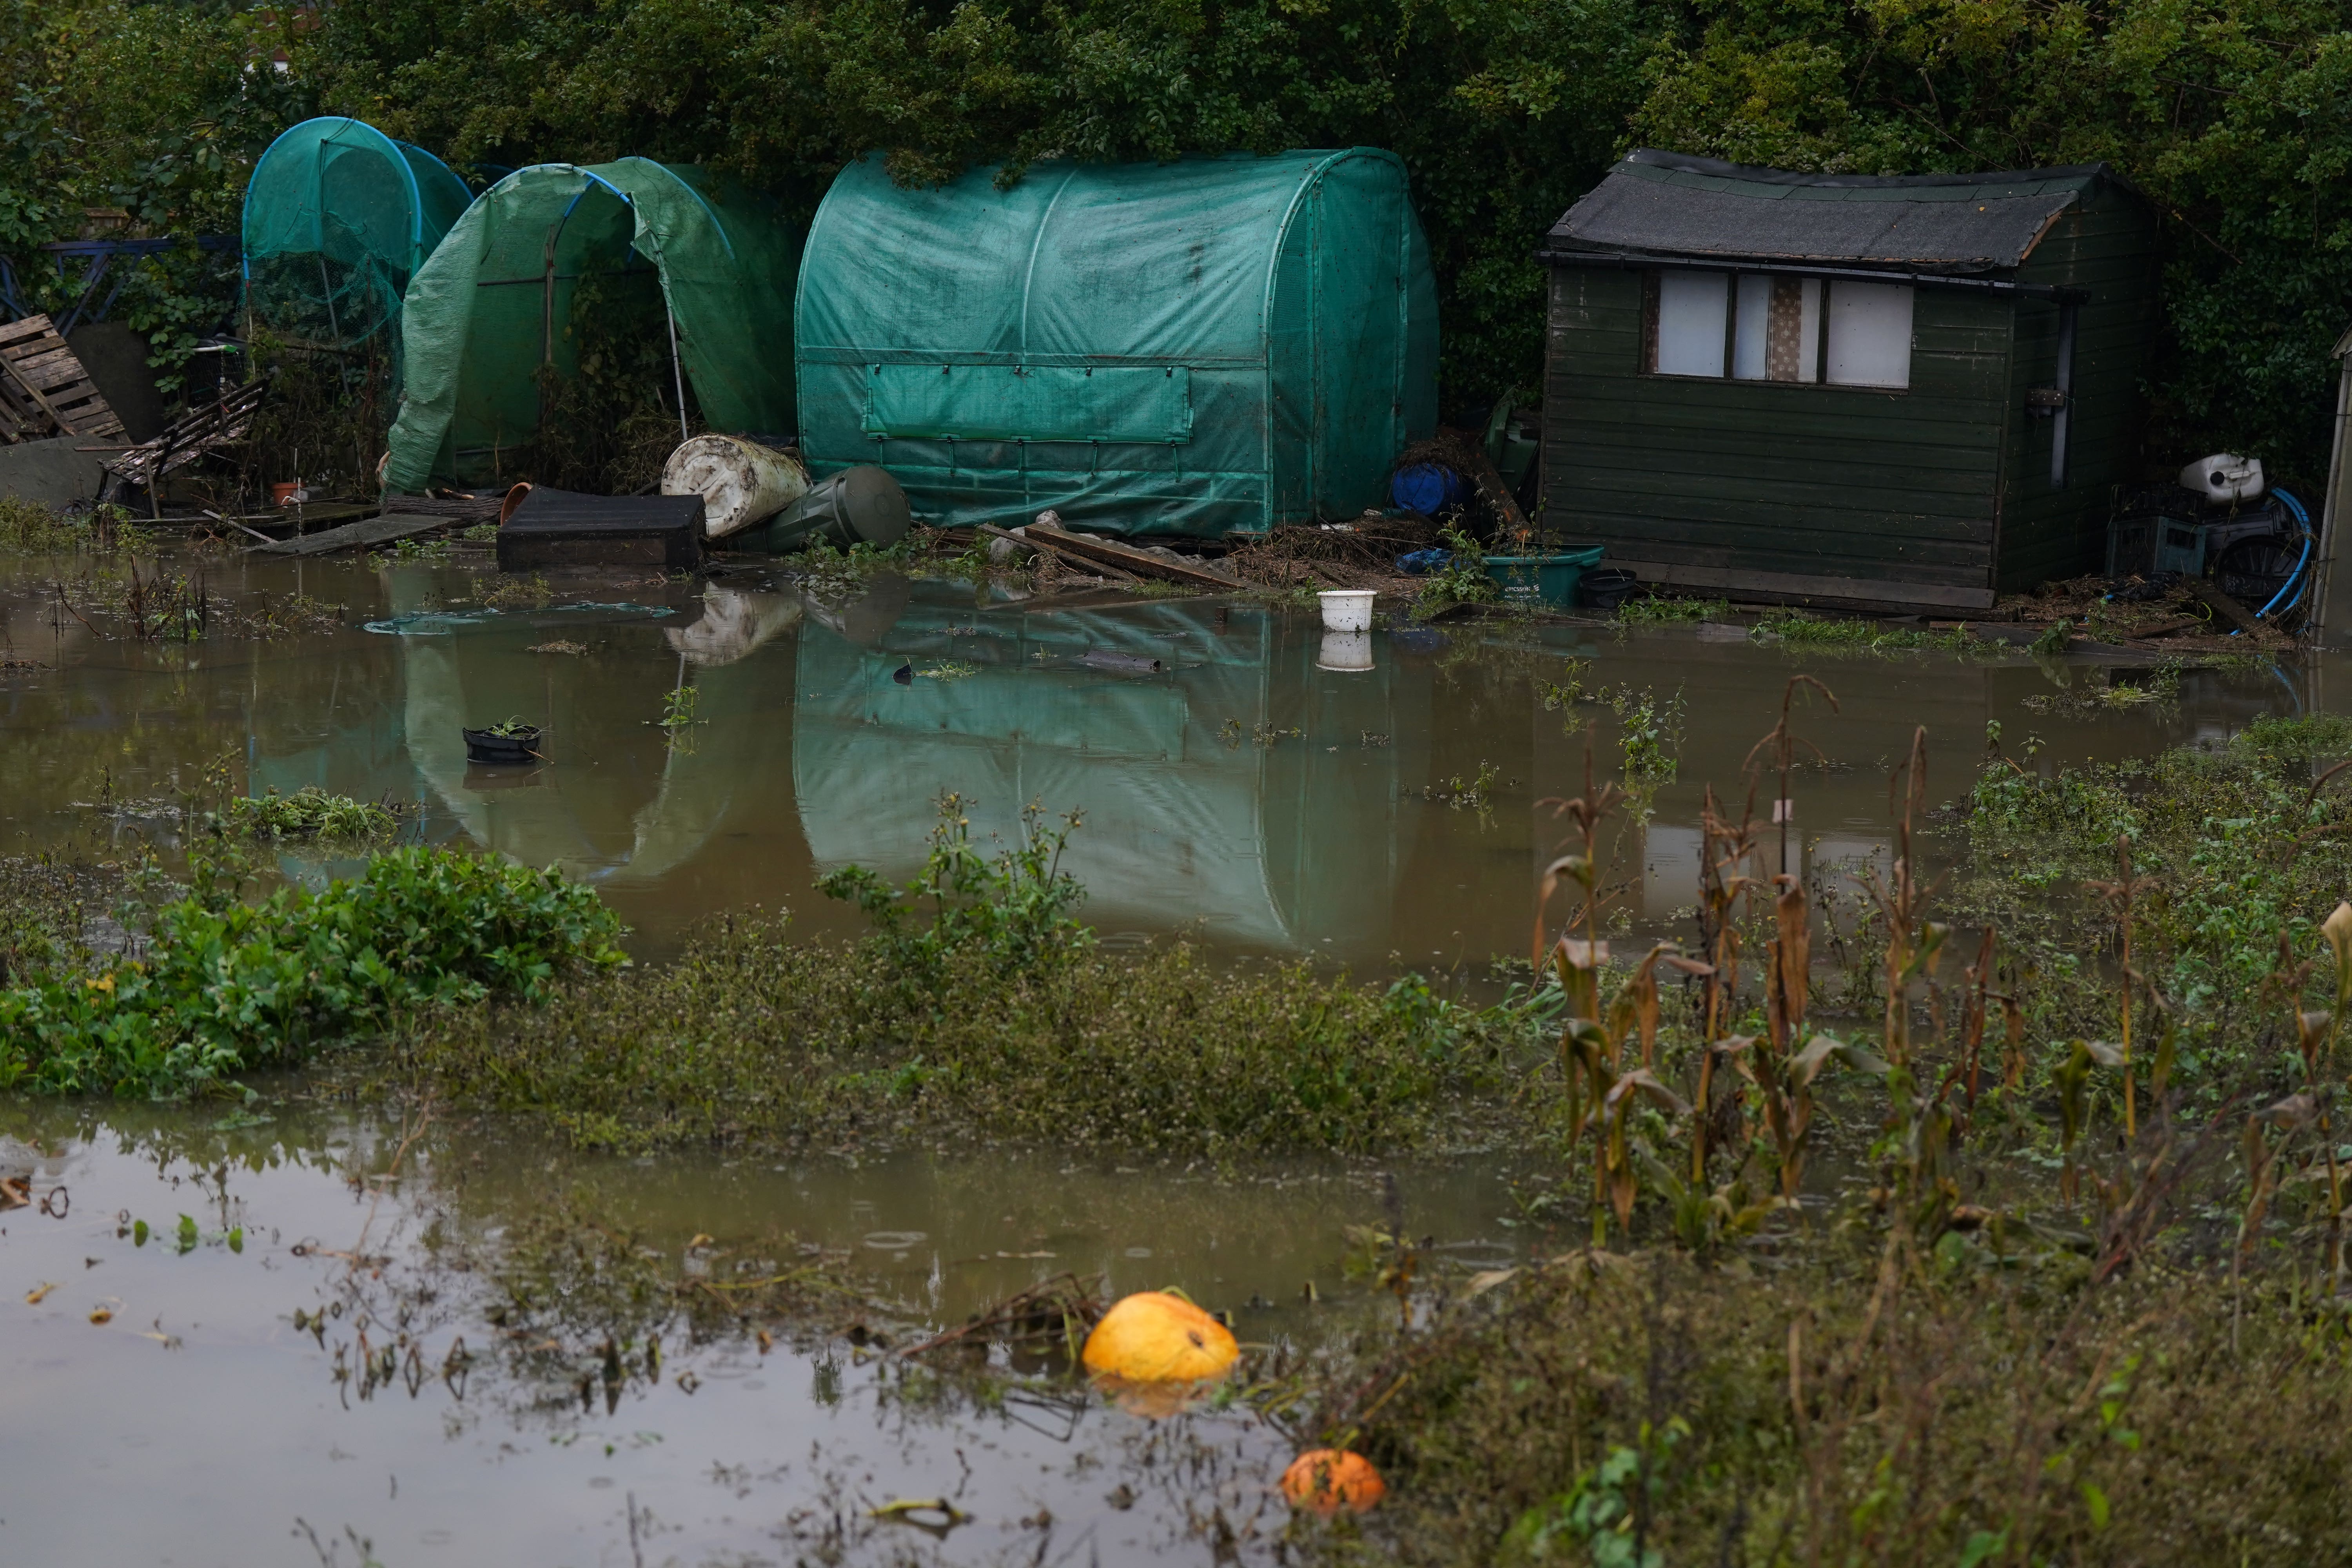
[0,847,624,1097]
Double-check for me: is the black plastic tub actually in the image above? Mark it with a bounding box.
[1578,567,1641,612]
[463,725,543,765]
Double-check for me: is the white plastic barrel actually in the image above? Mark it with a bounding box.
[662,435,811,539]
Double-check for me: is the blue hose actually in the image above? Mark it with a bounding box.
[2255,486,2312,621]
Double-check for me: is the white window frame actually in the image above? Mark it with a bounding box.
[1644,270,1912,391]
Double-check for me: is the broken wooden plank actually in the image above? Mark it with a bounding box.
[103,379,263,488]
[0,316,58,349]
[1437,425,1530,544]
[1024,519,1240,588]
[248,511,452,557]
[975,522,1139,583]
[2124,613,2209,640]
[2187,578,2263,635]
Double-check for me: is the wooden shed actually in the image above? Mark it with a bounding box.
[1537,151,2157,613]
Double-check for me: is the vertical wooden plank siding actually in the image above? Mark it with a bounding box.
[1996,193,2163,590]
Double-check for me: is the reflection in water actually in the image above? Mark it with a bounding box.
[0,1102,1529,1567]
[791,592,1430,952]
[0,552,2333,961]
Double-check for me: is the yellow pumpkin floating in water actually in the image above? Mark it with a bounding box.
[1081,1291,1238,1383]
[1280,1449,1385,1515]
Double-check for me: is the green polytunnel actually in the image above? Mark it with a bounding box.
[242,117,474,366]
[383,159,799,493]
[794,150,1439,538]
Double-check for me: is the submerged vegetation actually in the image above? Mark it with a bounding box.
[407,801,1524,1156]
[0,499,149,557]
[218,787,407,842]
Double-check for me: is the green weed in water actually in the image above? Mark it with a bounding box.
[219,788,405,842]
[1613,594,1727,626]
[0,498,151,557]
[1414,524,1499,619]
[0,844,624,1097]
[401,798,1532,1156]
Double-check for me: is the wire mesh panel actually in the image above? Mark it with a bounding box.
[242,118,472,388]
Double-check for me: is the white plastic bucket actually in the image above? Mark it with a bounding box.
[1318,589,1375,633]
[1317,629,1373,672]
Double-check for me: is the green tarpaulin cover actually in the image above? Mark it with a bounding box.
[796,150,1439,537]
[383,159,798,493]
[242,117,472,367]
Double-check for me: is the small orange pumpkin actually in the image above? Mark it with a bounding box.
[1082,1292,1238,1383]
[1281,1448,1385,1515]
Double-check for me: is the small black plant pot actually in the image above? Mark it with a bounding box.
[1578,567,1640,611]
[463,725,543,765]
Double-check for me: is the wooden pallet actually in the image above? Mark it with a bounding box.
[0,313,125,443]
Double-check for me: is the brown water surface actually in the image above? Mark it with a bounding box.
[0,548,2323,964]
[0,548,2332,1563]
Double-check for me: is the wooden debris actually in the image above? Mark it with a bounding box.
[2187,578,2263,635]
[975,521,1138,582]
[249,512,457,557]
[0,314,124,443]
[1436,424,1530,544]
[1024,519,1239,588]
[2125,612,2209,640]
[378,493,506,521]
[101,379,265,495]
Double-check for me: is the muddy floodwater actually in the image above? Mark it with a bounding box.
[1,1102,1525,1566]
[0,550,2330,961]
[0,546,2338,1563]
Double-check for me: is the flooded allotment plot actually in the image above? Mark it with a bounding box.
[0,551,2318,964]
[2,544,2345,1567]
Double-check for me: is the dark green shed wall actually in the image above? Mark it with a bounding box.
[1998,200,2162,591]
[1537,181,2157,611]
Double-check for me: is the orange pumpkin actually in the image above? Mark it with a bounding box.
[1280,1449,1385,1515]
[1081,1292,1239,1383]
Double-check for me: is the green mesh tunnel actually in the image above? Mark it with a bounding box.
[795,150,1440,538]
[241,117,473,370]
[382,159,800,493]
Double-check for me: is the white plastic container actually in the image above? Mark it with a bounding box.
[2181,453,2264,504]
[1318,629,1373,672]
[662,434,811,539]
[1318,589,1375,633]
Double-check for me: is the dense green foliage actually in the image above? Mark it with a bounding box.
[1958,711,2352,1103]
[0,846,625,1097]
[1288,1245,2352,1566]
[2,0,2344,467]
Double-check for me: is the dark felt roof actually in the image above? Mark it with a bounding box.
[1545,150,2121,274]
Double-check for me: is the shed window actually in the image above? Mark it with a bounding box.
[1824,281,1913,388]
[1647,272,1908,389]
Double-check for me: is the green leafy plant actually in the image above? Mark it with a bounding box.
[219,788,404,842]
[0,845,625,1097]
[1415,523,1499,617]
[819,794,1091,980]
